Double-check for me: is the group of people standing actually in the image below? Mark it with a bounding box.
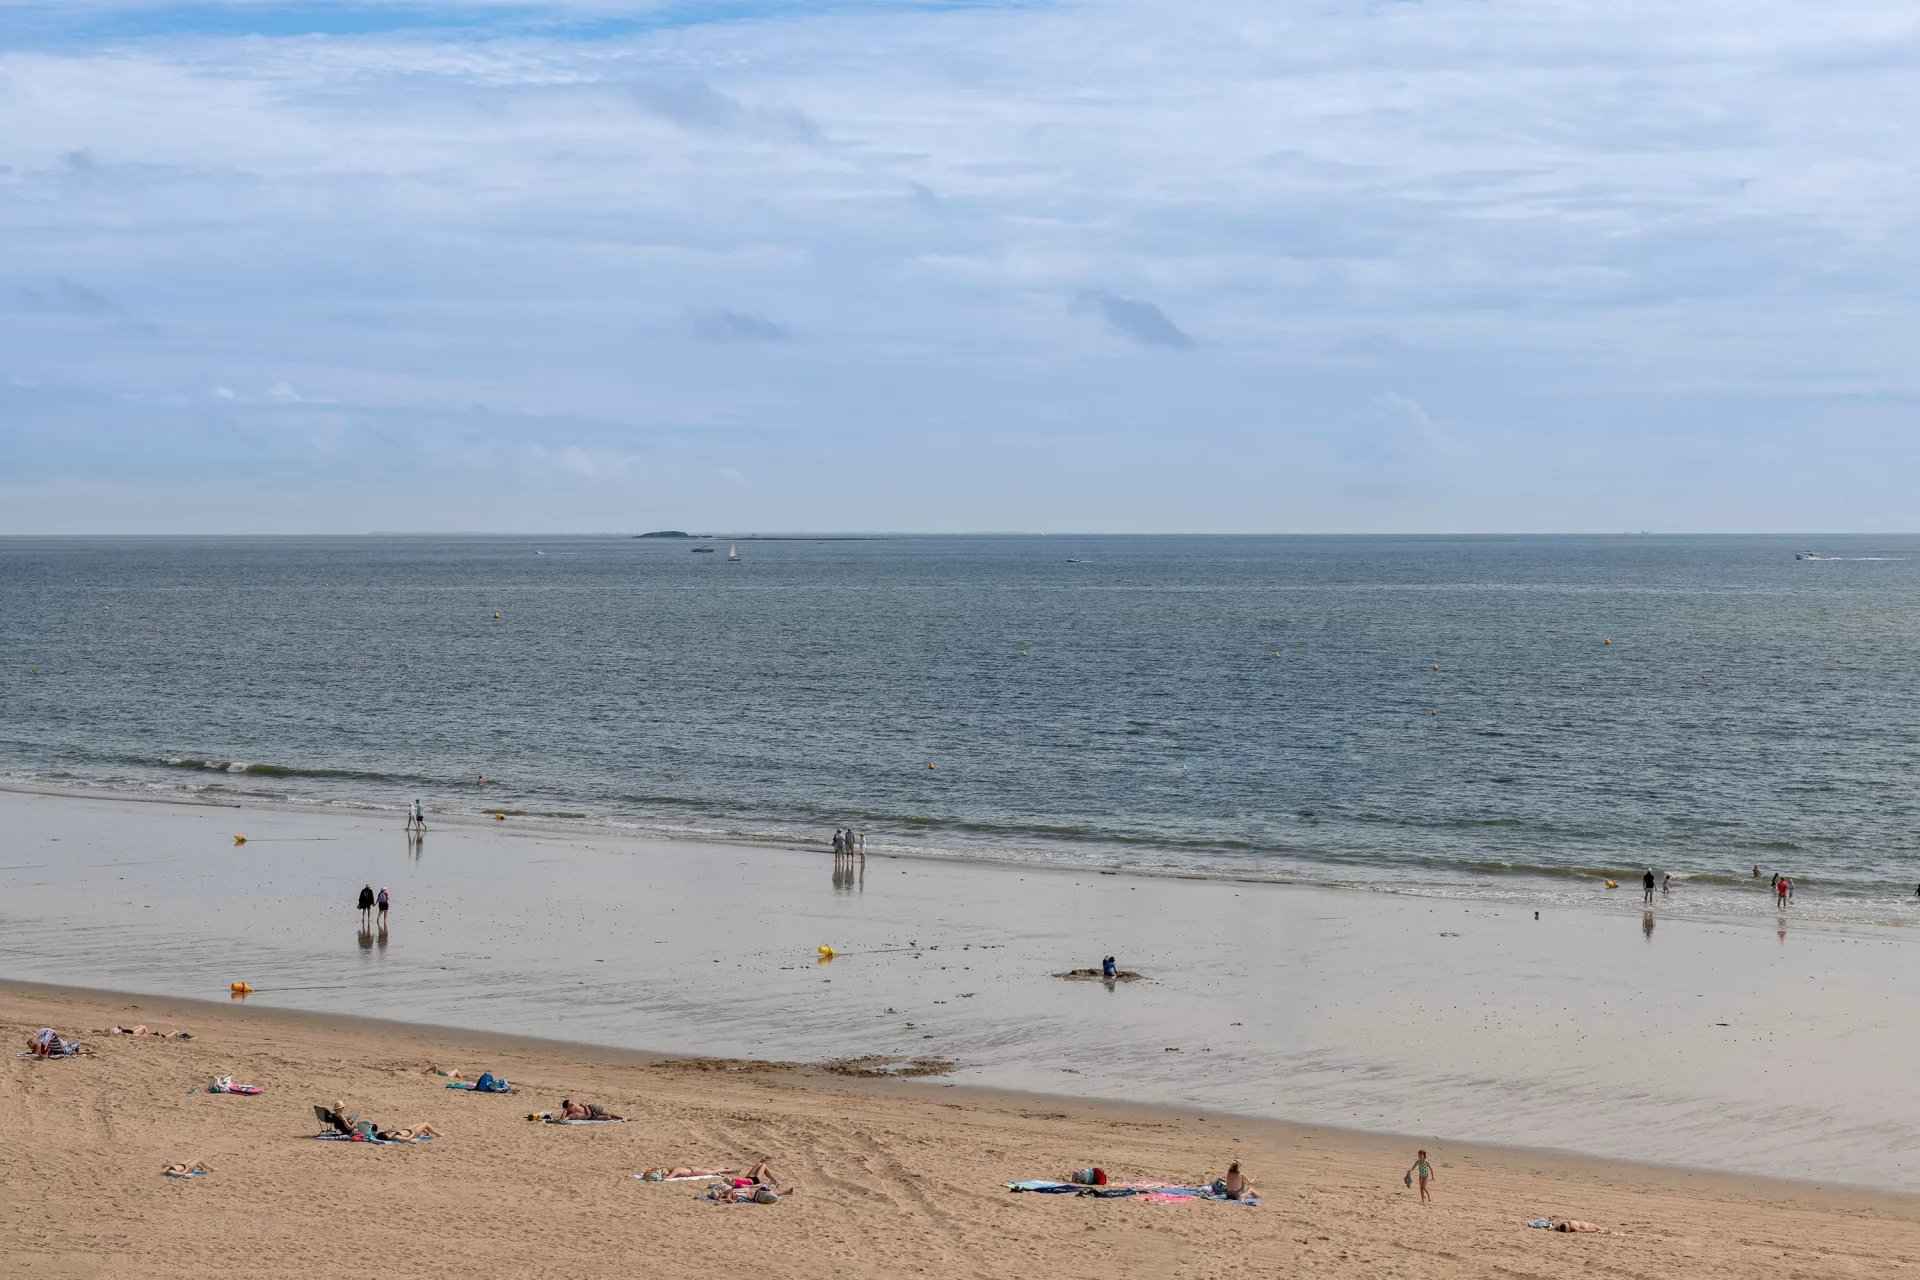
[831,828,865,856]
[1748,865,1796,905]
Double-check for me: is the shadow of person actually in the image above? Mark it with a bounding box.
[376,924,390,952]
[357,927,374,951]
[1641,910,1655,941]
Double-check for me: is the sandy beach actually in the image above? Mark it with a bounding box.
[6,982,1920,1279]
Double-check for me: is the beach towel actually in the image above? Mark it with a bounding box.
[209,1075,264,1095]
[1008,1180,1084,1193]
[545,1116,625,1125]
[1527,1218,1554,1230]
[447,1072,514,1094]
[1141,1185,1261,1207]
[313,1130,434,1146]
[635,1170,730,1183]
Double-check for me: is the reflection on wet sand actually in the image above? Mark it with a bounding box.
[831,851,863,894]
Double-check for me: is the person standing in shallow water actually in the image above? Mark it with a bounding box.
[1642,868,1656,905]
[376,886,390,930]
[357,883,375,930]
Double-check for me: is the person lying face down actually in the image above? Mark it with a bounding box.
[559,1098,623,1121]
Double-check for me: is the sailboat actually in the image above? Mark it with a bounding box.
[727,543,741,563]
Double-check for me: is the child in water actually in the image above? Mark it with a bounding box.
[1405,1149,1435,1203]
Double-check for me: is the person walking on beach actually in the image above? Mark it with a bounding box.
[1642,868,1656,905]
[1405,1150,1434,1203]
[357,883,375,930]
[376,886,390,930]
[1662,872,1672,896]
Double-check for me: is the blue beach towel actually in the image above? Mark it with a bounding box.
[1008,1180,1083,1193]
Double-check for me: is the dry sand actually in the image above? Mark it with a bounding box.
[4,983,1914,1279]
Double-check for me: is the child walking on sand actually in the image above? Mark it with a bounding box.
[1405,1150,1434,1202]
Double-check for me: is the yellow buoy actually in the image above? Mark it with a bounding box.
[494,612,502,621]
[494,812,506,821]
[229,981,253,995]
[1603,638,1613,646]
[1603,880,1618,889]
[817,945,835,959]
[927,762,936,770]
[233,834,247,846]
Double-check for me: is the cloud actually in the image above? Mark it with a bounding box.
[3,0,1920,532]
[630,80,821,144]
[1074,290,1195,350]
[13,277,118,315]
[687,308,791,343]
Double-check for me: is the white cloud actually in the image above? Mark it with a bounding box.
[2,1,1919,531]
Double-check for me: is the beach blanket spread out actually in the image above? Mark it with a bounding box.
[1007,1179,1259,1206]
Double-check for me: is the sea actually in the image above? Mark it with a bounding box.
[4,533,1918,929]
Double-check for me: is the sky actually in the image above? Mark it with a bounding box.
[1,0,1917,534]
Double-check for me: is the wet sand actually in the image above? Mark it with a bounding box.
[3,786,1919,1192]
[6,982,1919,1280]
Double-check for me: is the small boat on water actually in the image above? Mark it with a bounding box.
[727,543,741,563]
[690,546,715,554]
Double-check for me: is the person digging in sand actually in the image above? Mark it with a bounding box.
[1405,1149,1435,1202]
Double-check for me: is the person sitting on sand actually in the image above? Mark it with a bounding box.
[1212,1161,1253,1201]
[559,1098,622,1121]
[1101,955,1117,980]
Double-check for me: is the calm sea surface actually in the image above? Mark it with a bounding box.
[3,534,1917,926]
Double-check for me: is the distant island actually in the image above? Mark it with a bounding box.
[634,530,694,539]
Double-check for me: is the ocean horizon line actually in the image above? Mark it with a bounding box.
[4,530,1918,540]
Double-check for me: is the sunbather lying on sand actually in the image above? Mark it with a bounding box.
[559,1098,622,1121]
[377,1124,440,1142]
[640,1167,739,1181]
[313,1103,438,1142]
[25,1028,87,1057]
[707,1183,787,1204]
[107,1024,190,1038]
